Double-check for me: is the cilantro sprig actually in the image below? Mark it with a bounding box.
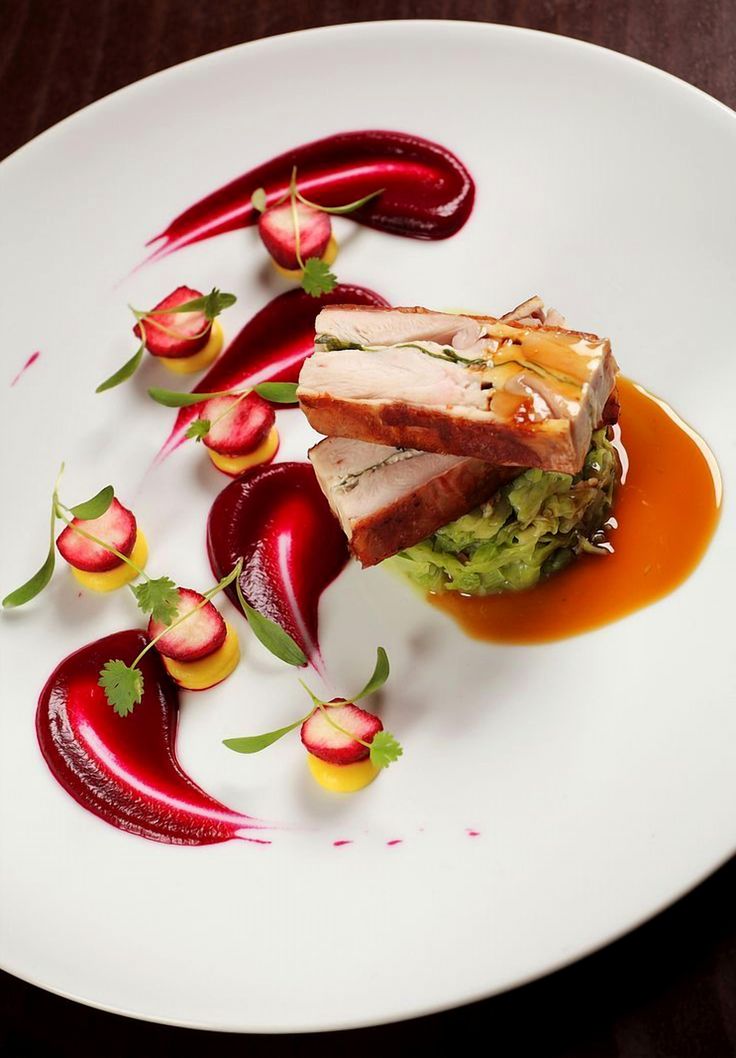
[223,645,402,771]
[96,287,237,393]
[251,167,384,297]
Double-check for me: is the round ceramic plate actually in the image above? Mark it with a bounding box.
[1,20,734,1033]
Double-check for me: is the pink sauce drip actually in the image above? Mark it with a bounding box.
[387,839,403,846]
[157,284,388,461]
[207,463,348,665]
[10,351,40,386]
[333,840,353,847]
[37,630,267,845]
[467,829,481,838]
[144,130,474,263]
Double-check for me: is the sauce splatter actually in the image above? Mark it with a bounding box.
[467,829,481,837]
[157,285,388,461]
[333,840,353,847]
[386,839,403,846]
[432,378,722,643]
[207,462,349,666]
[37,630,267,845]
[10,351,40,386]
[144,130,474,264]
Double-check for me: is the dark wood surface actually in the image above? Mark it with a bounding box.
[2,2,735,1054]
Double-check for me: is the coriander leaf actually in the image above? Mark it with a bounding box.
[235,579,307,666]
[251,188,268,213]
[186,419,210,441]
[301,257,337,297]
[296,187,385,215]
[353,647,390,701]
[369,730,403,769]
[131,576,180,624]
[96,343,144,393]
[253,382,298,404]
[99,659,143,717]
[223,717,304,754]
[69,485,114,521]
[148,386,230,407]
[2,546,55,608]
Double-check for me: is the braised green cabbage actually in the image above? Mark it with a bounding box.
[390,429,617,595]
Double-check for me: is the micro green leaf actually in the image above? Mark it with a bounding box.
[369,730,403,769]
[296,187,385,215]
[223,717,305,755]
[131,576,180,625]
[353,647,390,701]
[235,579,307,667]
[147,386,230,408]
[96,343,145,393]
[251,188,268,213]
[161,288,237,321]
[69,485,114,521]
[99,659,143,717]
[186,419,210,441]
[2,546,55,608]
[301,257,337,298]
[253,382,298,404]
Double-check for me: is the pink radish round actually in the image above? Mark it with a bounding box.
[199,393,275,456]
[258,201,331,269]
[56,498,137,572]
[133,285,211,359]
[301,699,383,765]
[148,588,227,661]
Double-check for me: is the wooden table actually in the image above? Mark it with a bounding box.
[2,3,735,1054]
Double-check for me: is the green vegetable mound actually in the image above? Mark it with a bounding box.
[390,429,618,595]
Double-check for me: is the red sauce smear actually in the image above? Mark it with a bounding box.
[207,463,348,667]
[144,130,474,264]
[157,284,388,461]
[37,630,266,845]
[433,378,722,643]
[10,351,40,386]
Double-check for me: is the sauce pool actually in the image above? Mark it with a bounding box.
[432,378,722,643]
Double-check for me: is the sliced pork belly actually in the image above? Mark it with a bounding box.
[299,304,617,475]
[309,437,513,567]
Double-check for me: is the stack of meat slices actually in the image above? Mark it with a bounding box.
[297,297,619,567]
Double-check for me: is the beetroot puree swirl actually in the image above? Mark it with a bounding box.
[144,130,475,263]
[207,463,349,666]
[37,630,266,845]
[157,284,388,461]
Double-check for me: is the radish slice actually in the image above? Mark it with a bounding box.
[200,393,275,456]
[148,588,227,662]
[258,201,331,269]
[56,498,137,573]
[133,285,211,359]
[301,700,383,765]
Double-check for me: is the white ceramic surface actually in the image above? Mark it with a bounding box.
[1,20,735,1033]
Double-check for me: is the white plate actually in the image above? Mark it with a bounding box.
[1,20,735,1033]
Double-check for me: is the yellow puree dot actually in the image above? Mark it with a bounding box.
[306,752,379,793]
[160,319,224,374]
[71,530,148,593]
[207,427,279,476]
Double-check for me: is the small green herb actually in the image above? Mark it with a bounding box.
[185,419,211,442]
[301,257,337,297]
[99,659,143,717]
[353,647,390,700]
[295,187,384,215]
[253,382,298,404]
[223,717,306,754]
[235,579,307,667]
[96,342,145,393]
[69,485,114,521]
[369,730,403,769]
[2,548,56,608]
[130,576,180,625]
